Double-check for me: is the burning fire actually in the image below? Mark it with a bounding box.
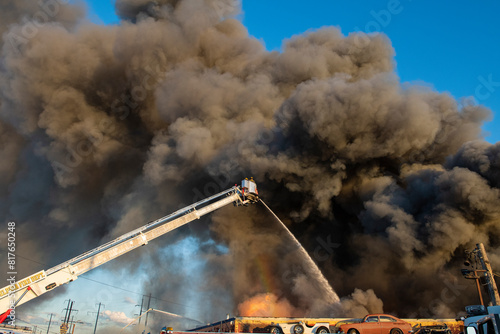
[238,293,300,317]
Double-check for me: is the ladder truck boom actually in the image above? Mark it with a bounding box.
[0,179,258,314]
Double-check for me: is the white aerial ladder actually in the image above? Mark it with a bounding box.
[0,179,259,318]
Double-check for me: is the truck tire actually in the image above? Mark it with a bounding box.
[390,329,403,334]
[270,327,282,334]
[317,326,330,334]
[294,325,305,334]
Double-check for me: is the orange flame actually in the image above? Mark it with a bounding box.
[238,293,300,317]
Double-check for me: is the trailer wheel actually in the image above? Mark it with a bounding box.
[270,327,282,334]
[294,325,305,334]
[317,326,330,334]
[390,329,403,334]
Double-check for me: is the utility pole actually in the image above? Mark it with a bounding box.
[68,315,76,331]
[477,243,500,305]
[63,300,71,325]
[66,301,74,324]
[92,302,104,334]
[144,293,152,328]
[138,295,144,324]
[46,313,54,334]
[61,300,77,334]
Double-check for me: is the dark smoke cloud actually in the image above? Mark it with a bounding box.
[0,0,498,331]
[115,0,179,21]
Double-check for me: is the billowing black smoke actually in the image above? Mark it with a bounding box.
[0,0,498,331]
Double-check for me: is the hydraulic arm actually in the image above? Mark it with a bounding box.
[0,179,258,313]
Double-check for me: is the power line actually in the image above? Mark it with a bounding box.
[13,317,60,334]
[0,250,195,309]
[79,277,193,308]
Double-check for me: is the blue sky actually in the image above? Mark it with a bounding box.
[242,0,500,144]
[15,1,500,333]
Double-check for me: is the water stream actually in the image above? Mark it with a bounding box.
[259,199,340,304]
